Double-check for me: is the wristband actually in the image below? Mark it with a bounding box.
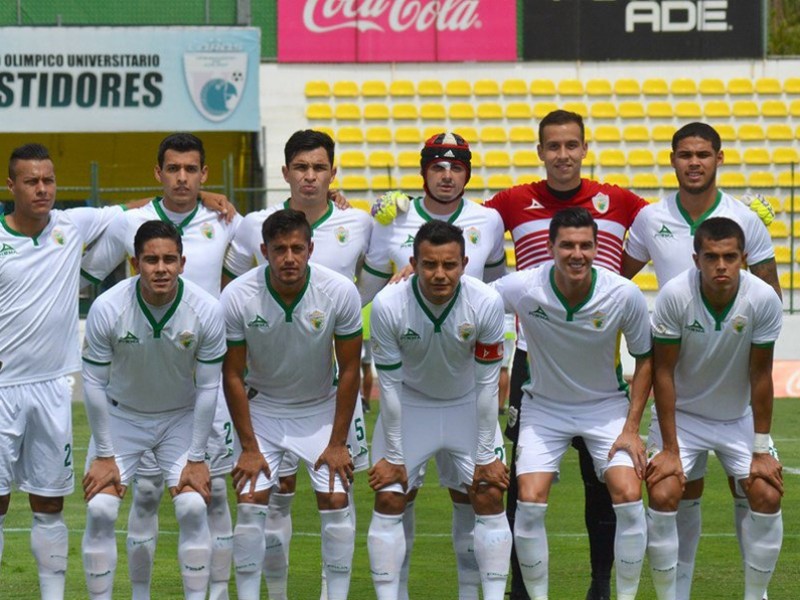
[753,433,771,454]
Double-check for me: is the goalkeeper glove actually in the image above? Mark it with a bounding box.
[371,191,410,225]
[739,193,775,226]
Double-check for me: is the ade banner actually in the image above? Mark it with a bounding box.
[0,27,260,132]
[522,0,763,61]
[278,0,517,63]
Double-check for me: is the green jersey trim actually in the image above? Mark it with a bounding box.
[414,196,465,224]
[265,265,311,323]
[699,277,738,331]
[362,261,392,278]
[135,278,184,339]
[283,199,334,231]
[375,362,402,371]
[197,355,225,364]
[630,349,653,359]
[0,214,44,245]
[752,341,776,349]
[411,274,461,333]
[222,266,238,280]
[82,357,111,366]
[549,266,597,322]
[80,268,103,285]
[153,196,200,235]
[654,337,681,345]
[335,329,363,341]
[748,257,775,267]
[226,339,246,347]
[676,190,722,234]
[485,256,506,268]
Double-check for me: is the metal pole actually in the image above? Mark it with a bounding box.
[237,0,252,25]
[205,0,210,24]
[90,162,99,206]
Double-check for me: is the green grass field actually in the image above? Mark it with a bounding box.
[1,399,799,598]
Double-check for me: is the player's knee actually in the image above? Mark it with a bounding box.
[374,491,406,515]
[683,477,705,499]
[317,491,348,511]
[29,494,63,513]
[470,485,504,515]
[132,475,165,515]
[87,494,121,531]
[174,491,208,531]
[746,481,782,514]
[277,474,297,494]
[448,488,471,504]
[208,476,231,519]
[647,479,682,511]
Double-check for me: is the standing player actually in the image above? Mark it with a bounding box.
[221,209,362,600]
[367,221,512,600]
[0,144,125,599]
[645,217,783,600]
[622,122,780,600]
[80,132,241,600]
[361,132,507,600]
[81,220,226,599]
[223,129,372,599]
[493,208,653,600]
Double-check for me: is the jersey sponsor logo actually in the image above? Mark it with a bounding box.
[308,309,325,330]
[458,322,475,341]
[475,341,503,362]
[590,310,606,329]
[655,224,674,238]
[524,197,544,210]
[118,331,141,344]
[731,315,748,334]
[685,319,705,333]
[51,228,65,245]
[200,222,215,239]
[465,227,480,245]
[592,193,610,214]
[401,234,415,248]
[0,242,17,256]
[335,225,349,245]
[400,327,421,340]
[178,330,196,348]
[528,306,549,321]
[247,314,270,328]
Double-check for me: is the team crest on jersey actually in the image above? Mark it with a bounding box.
[118,331,141,344]
[590,311,606,329]
[685,320,705,333]
[401,234,415,248]
[308,310,325,331]
[524,197,544,211]
[178,330,196,348]
[655,224,674,239]
[247,314,269,328]
[51,228,65,245]
[731,315,748,334]
[592,193,610,214]
[654,322,669,336]
[457,322,475,341]
[335,226,349,245]
[0,242,16,256]
[465,227,480,245]
[200,223,215,240]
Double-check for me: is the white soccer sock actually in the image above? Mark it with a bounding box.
[368,511,406,600]
[0,513,5,569]
[613,500,646,600]
[743,510,783,600]
[474,512,512,600]
[233,503,268,600]
[646,507,678,600]
[262,492,294,600]
[452,501,480,599]
[174,492,213,600]
[320,487,358,600]
[208,476,233,600]
[127,474,164,600]
[31,511,69,599]
[734,496,750,557]
[676,498,702,600]
[82,494,122,600]
[514,501,549,600]
[399,500,415,600]
[320,506,355,600]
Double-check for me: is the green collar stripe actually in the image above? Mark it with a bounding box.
[0,214,43,244]
[283,199,334,231]
[699,274,738,331]
[153,196,200,234]
[414,196,465,224]
[265,265,311,322]
[549,266,597,321]
[677,190,722,234]
[411,275,461,333]
[135,278,184,338]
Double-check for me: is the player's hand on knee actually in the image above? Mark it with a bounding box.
[746,453,784,496]
[232,449,271,499]
[368,459,408,492]
[177,460,212,503]
[645,449,685,490]
[609,430,647,479]
[472,459,510,491]
[83,456,123,502]
[315,443,355,493]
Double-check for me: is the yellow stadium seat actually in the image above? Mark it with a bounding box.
[614,79,641,96]
[796,248,800,264]
[784,196,800,212]
[632,173,660,189]
[453,127,478,143]
[513,150,541,167]
[675,101,702,118]
[738,124,765,141]
[590,102,617,119]
[623,125,650,142]
[790,100,800,117]
[647,102,673,118]
[765,195,782,213]
[652,125,677,142]
[563,101,588,117]
[699,78,726,95]
[305,81,331,98]
[506,103,533,120]
[449,103,475,120]
[422,126,443,141]
[795,221,800,238]
[368,151,395,168]
[633,272,659,291]
[339,151,366,168]
[704,101,731,118]
[656,149,672,166]
[586,79,613,96]
[724,148,742,165]
[337,127,363,144]
[784,78,800,94]
[484,150,511,167]
[505,247,516,268]
[419,103,446,120]
[743,148,771,165]
[446,80,472,97]
[748,171,777,188]
[488,174,515,189]
[393,127,420,144]
[761,100,788,117]
[755,78,782,95]
[719,172,747,188]
[474,80,500,96]
[599,149,626,167]
[727,78,754,95]
[774,246,791,264]
[465,174,485,190]
[365,126,392,143]
[510,126,537,143]
[400,174,423,190]
[341,175,368,190]
[628,149,655,166]
[732,100,759,117]
[715,124,737,142]
[773,147,800,164]
[306,103,333,120]
[371,175,398,190]
[531,79,557,96]
[642,78,669,96]
[477,103,504,119]
[670,79,697,95]
[583,150,596,166]
[533,102,559,119]
[335,103,361,120]
[363,104,390,120]
[392,104,419,120]
[557,79,584,96]
[778,171,800,187]
[470,151,483,168]
[603,173,631,187]
[480,127,508,143]
[398,151,419,168]
[594,125,621,142]
[779,272,800,290]
[361,80,388,97]
[315,126,335,139]
[661,172,679,188]
[502,79,528,96]
[348,199,372,213]
[417,80,444,96]
[515,173,542,185]
[619,101,645,119]
[389,80,415,97]
[332,81,359,97]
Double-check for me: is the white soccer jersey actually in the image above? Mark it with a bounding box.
[82,277,226,413]
[370,275,505,402]
[0,207,122,385]
[363,197,506,279]
[223,200,373,280]
[81,197,241,297]
[624,190,775,285]
[221,263,362,417]
[651,268,783,421]
[493,266,652,405]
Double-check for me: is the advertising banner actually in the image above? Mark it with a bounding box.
[278,0,517,63]
[522,0,763,61]
[0,27,260,132]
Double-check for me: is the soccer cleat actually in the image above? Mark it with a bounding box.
[585,580,611,600]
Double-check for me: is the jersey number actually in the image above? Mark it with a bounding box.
[494,445,505,462]
[64,443,73,467]
[224,422,234,446]
[355,417,365,442]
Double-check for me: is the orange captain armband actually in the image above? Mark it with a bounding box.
[475,341,504,364]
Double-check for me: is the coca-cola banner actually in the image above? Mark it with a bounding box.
[278,0,517,63]
[522,0,763,60]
